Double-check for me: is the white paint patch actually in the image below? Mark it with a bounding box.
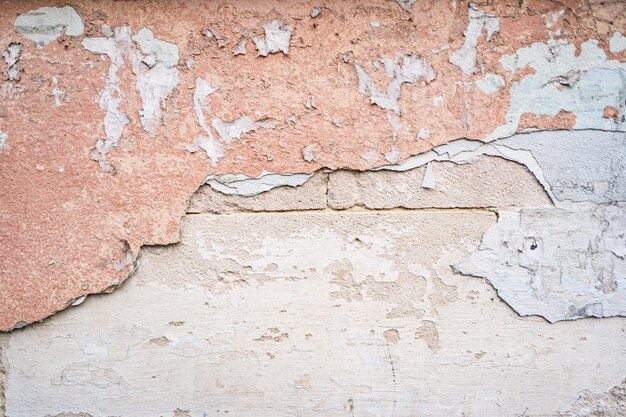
[385,145,400,164]
[212,116,256,144]
[206,172,313,196]
[609,32,626,53]
[421,162,435,189]
[417,127,430,139]
[475,72,505,94]
[132,28,179,67]
[185,77,223,165]
[253,20,292,56]
[13,6,84,46]
[355,53,436,114]
[491,39,626,138]
[448,5,499,76]
[0,130,7,148]
[131,28,180,135]
[51,76,64,106]
[83,26,180,170]
[3,42,21,81]
[310,6,321,18]
[394,0,416,11]
[82,27,132,172]
[454,203,626,322]
[302,144,316,162]
[361,149,379,163]
[185,136,224,165]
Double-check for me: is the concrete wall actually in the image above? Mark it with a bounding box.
[1,1,625,416]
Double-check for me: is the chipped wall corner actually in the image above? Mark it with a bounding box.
[1,1,625,416]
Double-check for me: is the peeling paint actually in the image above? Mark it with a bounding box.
[2,42,21,81]
[13,6,84,46]
[302,144,316,162]
[491,39,626,138]
[354,53,436,114]
[253,20,292,56]
[131,28,180,135]
[475,72,504,94]
[448,5,499,76]
[382,130,626,205]
[205,172,313,196]
[610,32,626,53]
[82,27,132,172]
[454,203,626,322]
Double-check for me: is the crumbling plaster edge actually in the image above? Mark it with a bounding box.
[3,128,618,332]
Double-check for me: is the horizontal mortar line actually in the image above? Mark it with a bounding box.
[184,205,515,216]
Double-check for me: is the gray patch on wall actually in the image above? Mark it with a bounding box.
[13,6,84,46]
[453,202,626,322]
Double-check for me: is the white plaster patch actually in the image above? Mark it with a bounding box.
[0,130,7,148]
[212,116,256,144]
[82,27,132,172]
[393,0,416,11]
[83,26,180,170]
[51,76,64,106]
[3,42,21,81]
[253,20,292,56]
[302,144,316,162]
[475,72,505,94]
[491,39,626,138]
[361,149,379,163]
[421,162,435,189]
[609,32,626,53]
[454,203,626,322]
[186,136,224,165]
[355,53,436,114]
[13,6,84,46]
[185,77,223,165]
[448,5,499,76]
[206,172,313,196]
[131,28,180,135]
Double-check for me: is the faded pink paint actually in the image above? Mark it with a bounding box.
[0,0,624,329]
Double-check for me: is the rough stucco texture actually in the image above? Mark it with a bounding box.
[1,0,626,415]
[1,0,625,330]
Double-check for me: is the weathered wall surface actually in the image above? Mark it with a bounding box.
[1,0,625,416]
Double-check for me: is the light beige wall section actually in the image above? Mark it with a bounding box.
[3,211,626,417]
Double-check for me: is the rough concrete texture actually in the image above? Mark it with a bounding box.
[1,0,626,328]
[553,378,626,417]
[5,211,626,417]
[328,155,551,209]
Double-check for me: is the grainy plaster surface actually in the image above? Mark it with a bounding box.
[0,0,625,415]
